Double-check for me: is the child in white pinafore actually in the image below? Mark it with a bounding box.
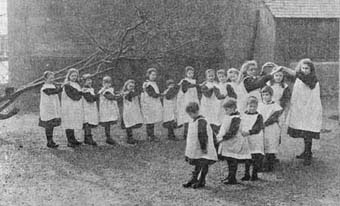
[121,79,143,145]
[162,79,180,141]
[61,68,83,147]
[241,96,264,181]
[183,102,217,189]
[141,68,163,142]
[257,86,282,172]
[81,74,99,146]
[39,71,62,148]
[227,68,245,112]
[217,99,251,185]
[176,66,199,139]
[98,76,121,145]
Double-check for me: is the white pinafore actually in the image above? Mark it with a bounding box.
[40,83,61,121]
[185,117,218,161]
[239,77,261,112]
[258,102,282,154]
[82,88,99,126]
[123,94,144,128]
[229,82,246,112]
[163,89,177,123]
[269,82,288,105]
[99,87,120,123]
[241,113,264,155]
[217,114,251,159]
[61,82,84,130]
[141,81,163,124]
[176,78,199,126]
[200,82,221,126]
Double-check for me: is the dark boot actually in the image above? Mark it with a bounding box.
[66,129,80,147]
[192,165,208,188]
[267,154,275,172]
[183,165,200,188]
[183,123,189,140]
[241,159,251,181]
[46,128,58,148]
[263,154,270,172]
[224,159,238,185]
[105,125,116,145]
[167,126,179,141]
[297,138,313,159]
[251,154,263,181]
[126,128,137,145]
[147,124,159,142]
[304,139,313,166]
[84,125,97,146]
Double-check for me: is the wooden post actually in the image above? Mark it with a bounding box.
[339,19,340,124]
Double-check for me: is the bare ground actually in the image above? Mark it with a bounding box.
[0,99,339,206]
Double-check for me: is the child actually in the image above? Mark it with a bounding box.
[177,66,199,139]
[121,79,143,144]
[241,96,264,181]
[257,86,282,172]
[162,79,180,141]
[267,68,291,110]
[227,68,245,112]
[200,69,222,135]
[98,76,121,145]
[216,99,251,184]
[283,59,322,166]
[141,68,163,142]
[61,68,83,147]
[81,74,99,146]
[39,71,62,148]
[183,102,217,189]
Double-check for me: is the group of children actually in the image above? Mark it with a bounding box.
[38,58,322,188]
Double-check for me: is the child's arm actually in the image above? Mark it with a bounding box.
[64,84,82,101]
[280,87,291,109]
[104,91,121,101]
[201,85,213,98]
[165,86,179,100]
[213,87,225,100]
[83,91,98,103]
[223,117,241,140]
[0,108,19,120]
[145,85,161,98]
[197,119,208,153]
[42,87,62,96]
[226,84,237,99]
[243,75,273,93]
[125,90,139,102]
[181,80,196,93]
[264,111,282,127]
[248,114,264,135]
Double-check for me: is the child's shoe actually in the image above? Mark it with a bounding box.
[47,142,59,148]
[106,136,117,145]
[241,174,250,181]
[183,170,199,188]
[149,135,160,142]
[168,135,179,141]
[126,136,138,145]
[84,135,97,146]
[223,177,237,185]
[251,172,259,181]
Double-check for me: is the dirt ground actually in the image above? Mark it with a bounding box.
[0,99,339,206]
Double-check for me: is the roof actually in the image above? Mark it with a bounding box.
[263,0,340,18]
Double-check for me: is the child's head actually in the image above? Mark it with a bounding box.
[185,66,195,79]
[246,96,258,113]
[223,99,237,115]
[166,79,175,88]
[82,74,92,87]
[297,58,315,76]
[185,102,200,119]
[205,69,215,82]
[123,79,135,92]
[65,68,79,83]
[146,68,157,81]
[217,69,227,83]
[241,60,258,77]
[273,70,284,83]
[102,76,112,88]
[261,86,273,103]
[43,71,55,83]
[227,68,239,82]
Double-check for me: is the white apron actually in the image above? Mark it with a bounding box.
[141,81,163,124]
[176,78,199,126]
[61,82,84,130]
[185,117,218,161]
[217,114,251,159]
[123,94,144,128]
[229,82,246,113]
[40,83,61,121]
[200,82,221,126]
[258,102,282,154]
[99,87,120,123]
[286,79,322,133]
[163,91,177,123]
[241,113,264,155]
[82,88,99,126]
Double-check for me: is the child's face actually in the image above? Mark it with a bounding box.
[261,92,272,103]
[127,82,135,91]
[246,66,258,77]
[247,103,258,113]
[228,71,238,82]
[46,73,55,83]
[103,81,111,88]
[187,111,199,120]
[301,64,311,75]
[224,107,236,115]
[217,74,227,83]
[84,79,92,87]
[186,70,194,79]
[149,71,157,81]
[273,72,283,83]
[206,73,215,82]
[69,72,78,82]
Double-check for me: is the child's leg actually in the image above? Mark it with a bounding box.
[146,124,159,141]
[84,124,97,146]
[303,137,313,165]
[46,127,58,148]
[297,138,313,159]
[183,165,201,188]
[251,154,264,181]
[183,123,189,139]
[66,129,81,147]
[167,123,178,141]
[224,158,238,184]
[104,124,116,145]
[192,163,209,188]
[126,128,137,144]
[242,159,252,181]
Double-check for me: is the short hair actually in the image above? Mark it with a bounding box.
[205,69,215,77]
[261,86,273,96]
[216,69,226,76]
[82,73,92,81]
[185,102,200,114]
[223,99,237,110]
[146,68,157,77]
[185,66,194,74]
[227,68,239,75]
[166,79,175,87]
[103,75,112,84]
[43,71,54,80]
[247,96,258,105]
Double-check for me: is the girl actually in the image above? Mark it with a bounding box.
[283,59,322,166]
[183,102,217,189]
[61,68,83,147]
[39,71,62,148]
[241,96,264,181]
[141,68,163,142]
[267,67,291,110]
[81,74,99,146]
[217,99,251,185]
[227,68,245,112]
[121,79,143,145]
[162,79,180,141]
[98,76,121,145]
[177,66,199,139]
[257,86,282,172]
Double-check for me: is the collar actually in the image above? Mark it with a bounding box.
[230,111,240,116]
[263,101,275,105]
[193,115,204,122]
[245,111,258,115]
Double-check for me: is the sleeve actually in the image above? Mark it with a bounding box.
[244,75,273,93]
[125,91,139,102]
[181,80,196,93]
[165,86,180,100]
[145,85,160,98]
[249,114,264,135]
[0,108,19,120]
[279,87,291,109]
[104,91,121,101]
[83,92,98,103]
[197,119,208,151]
[201,85,213,98]
[213,87,225,100]
[223,117,241,140]
[42,87,62,95]
[64,84,82,101]
[264,111,282,127]
[226,84,237,99]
